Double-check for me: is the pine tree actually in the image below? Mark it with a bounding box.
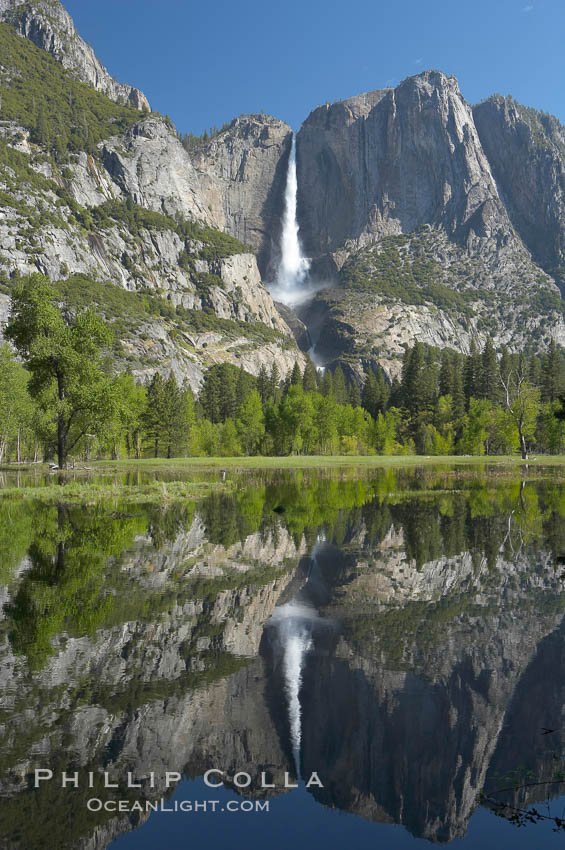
[34,105,51,150]
[464,340,482,403]
[161,374,188,458]
[389,376,402,409]
[362,369,390,419]
[361,373,379,419]
[439,350,453,398]
[52,116,68,161]
[269,362,281,402]
[333,366,348,404]
[348,380,361,407]
[257,364,269,404]
[143,372,166,457]
[375,369,390,413]
[422,348,439,412]
[200,366,222,423]
[235,365,255,411]
[498,346,512,400]
[528,352,542,390]
[542,339,564,402]
[451,358,466,420]
[481,338,498,403]
[290,361,302,386]
[320,370,334,398]
[302,360,318,392]
[401,342,426,415]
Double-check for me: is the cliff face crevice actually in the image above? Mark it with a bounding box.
[473,95,565,289]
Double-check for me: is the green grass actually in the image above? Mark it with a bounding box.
[0,476,234,505]
[90,454,565,469]
[1,455,564,506]
[0,455,565,505]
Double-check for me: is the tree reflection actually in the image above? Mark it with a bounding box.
[7,504,145,669]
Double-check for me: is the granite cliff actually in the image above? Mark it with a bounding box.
[191,115,293,278]
[473,94,565,288]
[295,71,565,377]
[0,14,305,387]
[1,1,565,385]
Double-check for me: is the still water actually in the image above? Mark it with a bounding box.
[2,465,565,848]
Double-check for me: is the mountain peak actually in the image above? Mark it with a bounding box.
[0,0,150,110]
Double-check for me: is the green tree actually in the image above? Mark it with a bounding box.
[361,372,379,419]
[464,340,482,404]
[218,419,242,456]
[347,379,362,407]
[278,386,317,454]
[0,344,34,462]
[320,369,334,398]
[142,372,166,457]
[500,370,541,459]
[439,350,454,398]
[314,394,338,454]
[119,371,147,459]
[237,390,265,455]
[542,339,564,402]
[332,365,348,404]
[33,103,51,149]
[257,364,269,404]
[269,362,281,402]
[5,275,117,468]
[302,360,318,392]
[481,338,499,403]
[200,363,240,422]
[161,374,189,458]
[457,398,492,455]
[290,361,302,387]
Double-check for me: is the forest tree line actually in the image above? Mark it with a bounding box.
[1,275,565,465]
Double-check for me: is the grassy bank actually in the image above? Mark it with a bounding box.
[94,454,565,468]
[1,454,565,506]
[0,475,234,506]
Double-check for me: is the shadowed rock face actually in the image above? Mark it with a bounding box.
[192,116,293,278]
[296,71,511,261]
[473,96,565,289]
[293,71,565,372]
[295,535,565,843]
[0,0,150,110]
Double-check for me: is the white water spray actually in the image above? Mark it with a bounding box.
[269,600,315,777]
[269,137,311,307]
[267,538,331,777]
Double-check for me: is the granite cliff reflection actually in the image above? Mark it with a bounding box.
[1,468,565,848]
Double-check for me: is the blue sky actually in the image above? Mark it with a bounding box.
[64,0,564,134]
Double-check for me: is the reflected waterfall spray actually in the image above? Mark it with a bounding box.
[269,601,314,778]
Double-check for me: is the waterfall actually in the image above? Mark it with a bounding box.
[269,136,310,306]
